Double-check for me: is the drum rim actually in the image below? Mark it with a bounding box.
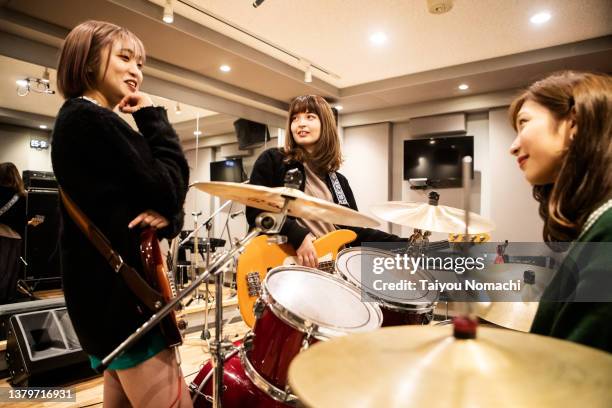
[335,246,440,311]
[262,266,383,339]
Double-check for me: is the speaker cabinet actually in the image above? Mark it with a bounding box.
[23,189,61,289]
[6,307,95,386]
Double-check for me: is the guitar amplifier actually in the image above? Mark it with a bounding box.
[22,170,58,190]
[23,190,62,289]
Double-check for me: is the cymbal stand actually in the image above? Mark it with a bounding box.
[210,198,291,408]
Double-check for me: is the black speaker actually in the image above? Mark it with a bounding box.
[6,307,96,386]
[23,189,61,289]
[233,118,270,149]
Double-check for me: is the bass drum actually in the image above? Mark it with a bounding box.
[190,345,291,408]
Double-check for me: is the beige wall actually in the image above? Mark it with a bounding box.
[0,124,52,174]
[488,108,543,242]
[341,122,392,233]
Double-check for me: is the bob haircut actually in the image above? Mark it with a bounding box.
[509,71,612,242]
[283,95,342,175]
[56,20,145,99]
[0,162,26,196]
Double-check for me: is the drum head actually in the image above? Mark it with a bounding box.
[335,247,439,310]
[263,266,382,338]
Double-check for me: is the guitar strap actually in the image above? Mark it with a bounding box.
[329,172,349,205]
[58,188,164,312]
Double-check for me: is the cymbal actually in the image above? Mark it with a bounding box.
[288,326,612,408]
[370,201,495,234]
[191,181,379,228]
[468,263,556,332]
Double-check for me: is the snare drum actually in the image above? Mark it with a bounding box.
[335,247,439,326]
[244,266,382,401]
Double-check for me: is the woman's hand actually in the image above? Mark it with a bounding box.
[128,209,169,229]
[117,91,154,114]
[296,233,318,268]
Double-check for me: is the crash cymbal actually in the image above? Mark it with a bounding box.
[467,264,556,332]
[288,326,612,408]
[370,201,495,234]
[191,181,379,228]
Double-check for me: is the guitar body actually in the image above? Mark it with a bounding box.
[140,228,183,348]
[237,229,357,327]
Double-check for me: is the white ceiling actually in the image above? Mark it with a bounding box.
[0,0,610,120]
[149,0,612,87]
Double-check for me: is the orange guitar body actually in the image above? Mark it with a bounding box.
[237,229,357,327]
[140,228,183,348]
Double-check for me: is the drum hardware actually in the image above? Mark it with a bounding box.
[253,298,265,319]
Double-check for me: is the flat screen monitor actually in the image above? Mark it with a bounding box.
[210,158,247,182]
[403,136,473,187]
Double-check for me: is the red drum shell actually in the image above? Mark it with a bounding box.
[191,347,290,408]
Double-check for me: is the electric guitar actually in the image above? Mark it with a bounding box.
[140,228,183,347]
[237,229,357,327]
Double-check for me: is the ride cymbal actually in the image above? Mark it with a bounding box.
[191,181,380,228]
[370,201,495,234]
[288,326,612,408]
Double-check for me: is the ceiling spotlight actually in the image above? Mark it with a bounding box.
[334,105,343,111]
[163,0,174,23]
[458,83,469,90]
[16,77,55,96]
[429,138,436,145]
[193,130,202,136]
[530,11,551,25]
[304,65,313,83]
[175,102,182,115]
[370,32,387,46]
[39,125,47,129]
[41,68,50,83]
[219,64,231,72]
[252,0,265,8]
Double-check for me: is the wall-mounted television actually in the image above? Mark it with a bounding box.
[210,158,247,182]
[403,136,473,188]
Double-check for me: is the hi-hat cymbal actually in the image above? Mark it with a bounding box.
[370,201,495,234]
[191,181,380,228]
[468,263,556,332]
[288,326,612,408]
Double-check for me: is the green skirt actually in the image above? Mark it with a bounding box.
[89,328,167,371]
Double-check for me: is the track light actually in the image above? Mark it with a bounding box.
[175,102,182,114]
[252,0,265,8]
[16,72,55,97]
[304,65,312,83]
[163,0,174,23]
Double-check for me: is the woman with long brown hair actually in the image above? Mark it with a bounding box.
[247,95,404,267]
[52,21,191,406]
[509,71,612,352]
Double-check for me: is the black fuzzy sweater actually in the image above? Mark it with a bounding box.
[51,98,189,358]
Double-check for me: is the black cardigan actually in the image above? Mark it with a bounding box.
[51,98,189,358]
[246,148,405,248]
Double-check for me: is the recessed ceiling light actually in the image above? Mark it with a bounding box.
[429,138,436,145]
[334,105,343,111]
[39,125,47,129]
[458,84,469,90]
[370,32,387,46]
[219,65,231,72]
[530,11,551,25]
[193,130,202,136]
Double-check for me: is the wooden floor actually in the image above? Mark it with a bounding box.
[0,316,250,408]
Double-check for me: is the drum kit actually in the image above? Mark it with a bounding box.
[98,166,612,407]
